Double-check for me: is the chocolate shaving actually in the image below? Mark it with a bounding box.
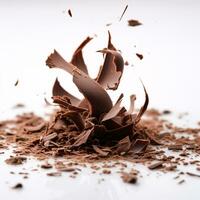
[53,78,80,106]
[71,37,92,74]
[119,5,128,21]
[73,71,113,117]
[135,82,149,123]
[96,32,124,90]
[128,94,136,114]
[128,19,142,27]
[92,145,109,157]
[101,94,123,122]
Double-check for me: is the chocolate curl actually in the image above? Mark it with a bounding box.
[71,37,93,74]
[53,78,80,106]
[135,82,149,123]
[73,72,113,118]
[96,32,124,90]
[101,93,123,122]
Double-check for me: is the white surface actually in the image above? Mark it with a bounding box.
[1,0,200,199]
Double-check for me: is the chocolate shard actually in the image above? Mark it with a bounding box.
[131,139,149,154]
[53,78,80,106]
[96,32,124,90]
[101,94,123,122]
[62,111,85,131]
[127,94,136,114]
[73,71,113,118]
[135,82,149,123]
[71,37,93,75]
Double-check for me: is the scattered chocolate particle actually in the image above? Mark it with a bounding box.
[121,172,137,184]
[186,172,200,178]
[68,9,72,17]
[47,172,61,177]
[168,145,183,151]
[5,156,27,165]
[102,169,111,174]
[163,110,171,114]
[14,80,19,86]
[12,183,23,189]
[148,161,164,170]
[119,5,128,21]
[13,103,25,108]
[128,19,142,27]
[41,163,53,169]
[106,23,112,27]
[178,179,185,184]
[196,167,200,171]
[124,61,129,65]
[136,53,143,60]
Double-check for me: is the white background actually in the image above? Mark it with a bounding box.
[0,0,200,199]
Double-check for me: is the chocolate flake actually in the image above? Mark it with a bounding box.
[128,19,142,27]
[14,80,19,86]
[5,156,27,165]
[68,9,72,17]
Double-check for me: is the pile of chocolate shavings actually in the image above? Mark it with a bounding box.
[1,33,200,184]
